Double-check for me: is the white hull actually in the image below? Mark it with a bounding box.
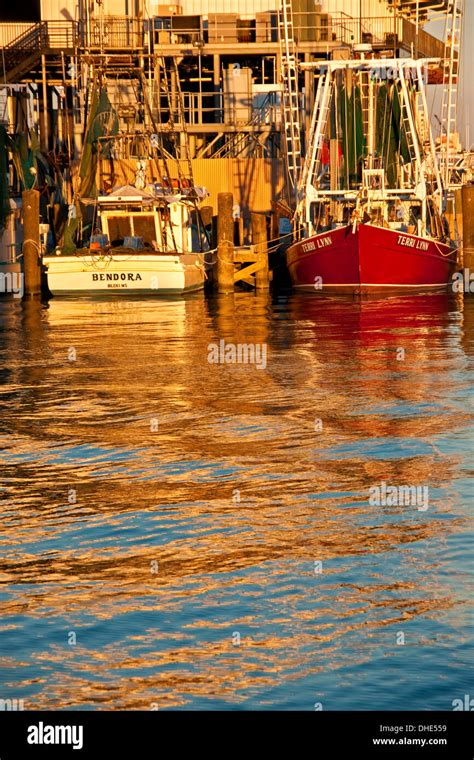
[43,253,205,295]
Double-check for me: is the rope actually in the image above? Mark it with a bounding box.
[433,240,462,258]
[22,239,42,260]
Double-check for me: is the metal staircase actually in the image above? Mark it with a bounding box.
[1,24,47,83]
[213,95,274,159]
[279,0,302,206]
[1,21,77,84]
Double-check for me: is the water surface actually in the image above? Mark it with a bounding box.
[0,291,472,709]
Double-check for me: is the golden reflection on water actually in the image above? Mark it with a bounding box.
[0,291,472,709]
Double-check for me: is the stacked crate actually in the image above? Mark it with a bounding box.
[207,14,239,43]
[256,12,278,43]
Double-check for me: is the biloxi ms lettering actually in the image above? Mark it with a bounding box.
[27,722,83,750]
[397,235,429,252]
[302,235,332,253]
[92,273,143,281]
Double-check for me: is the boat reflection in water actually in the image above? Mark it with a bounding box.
[0,291,471,709]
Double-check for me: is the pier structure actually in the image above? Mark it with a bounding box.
[0,0,461,287]
[0,1,447,166]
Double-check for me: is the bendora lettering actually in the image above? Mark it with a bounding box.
[92,273,143,282]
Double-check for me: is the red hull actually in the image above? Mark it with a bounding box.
[287,224,457,292]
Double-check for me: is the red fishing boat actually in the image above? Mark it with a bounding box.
[278,2,461,294]
[287,223,456,292]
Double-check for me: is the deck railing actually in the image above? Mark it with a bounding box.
[0,14,444,57]
[144,13,443,57]
[1,21,77,53]
[79,17,144,49]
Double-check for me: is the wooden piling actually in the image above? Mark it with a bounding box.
[217,192,234,293]
[22,189,42,298]
[455,189,463,268]
[461,186,474,271]
[251,212,269,290]
[200,205,213,228]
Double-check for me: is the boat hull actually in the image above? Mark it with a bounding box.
[43,253,205,295]
[287,224,457,292]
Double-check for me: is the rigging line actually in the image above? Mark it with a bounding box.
[156,55,188,186]
[344,80,349,189]
[129,71,178,253]
[382,83,391,182]
[158,56,211,249]
[129,72,164,186]
[353,73,357,186]
[380,80,388,171]
[389,82,399,185]
[335,77,340,192]
[397,82,405,186]
[137,67,173,187]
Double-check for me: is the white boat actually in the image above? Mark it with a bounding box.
[43,184,208,295]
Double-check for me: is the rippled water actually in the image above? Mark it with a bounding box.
[0,291,472,710]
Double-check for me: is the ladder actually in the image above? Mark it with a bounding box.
[279,0,302,205]
[398,67,421,176]
[415,87,429,147]
[360,71,370,147]
[439,0,463,188]
[301,69,332,191]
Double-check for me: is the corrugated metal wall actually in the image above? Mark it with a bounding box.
[190,158,284,214]
[179,0,277,15]
[0,24,35,47]
[104,158,284,215]
[40,0,139,21]
[175,0,391,17]
[40,0,76,21]
[318,0,389,16]
[37,0,393,22]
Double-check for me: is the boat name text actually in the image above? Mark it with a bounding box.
[92,273,143,282]
[397,235,429,251]
[302,236,332,253]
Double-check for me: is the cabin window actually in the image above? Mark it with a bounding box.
[132,215,156,244]
[107,216,131,244]
[105,214,158,247]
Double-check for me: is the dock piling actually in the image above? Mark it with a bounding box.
[251,212,270,290]
[22,189,42,298]
[217,192,235,293]
[462,186,474,272]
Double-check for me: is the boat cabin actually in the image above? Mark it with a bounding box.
[97,185,193,254]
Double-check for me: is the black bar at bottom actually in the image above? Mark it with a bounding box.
[0,711,472,757]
